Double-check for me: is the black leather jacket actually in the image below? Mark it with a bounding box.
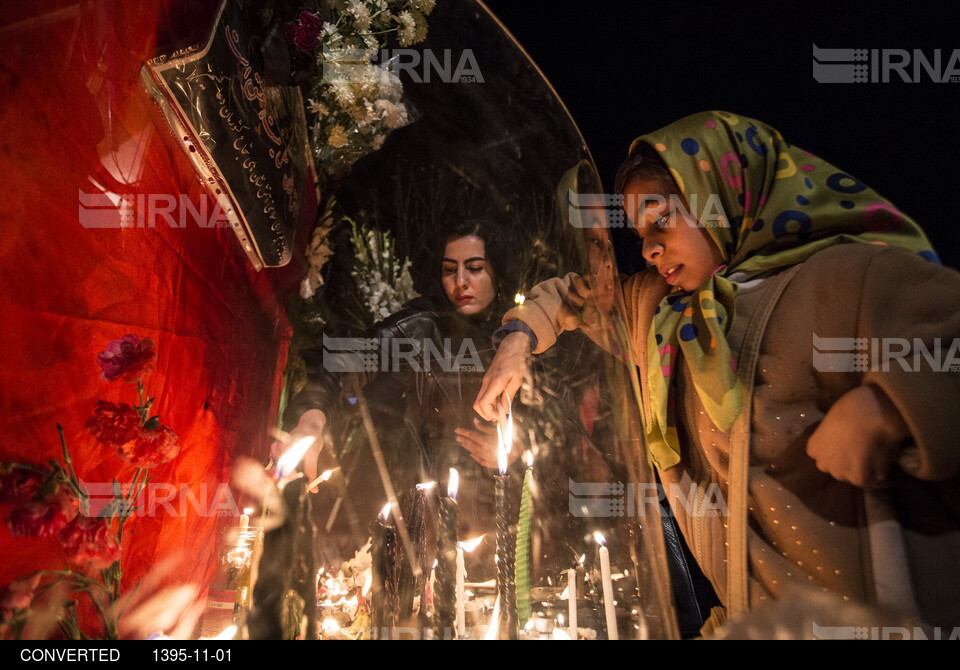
[285,297,501,535]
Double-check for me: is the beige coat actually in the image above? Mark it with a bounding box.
[506,243,960,628]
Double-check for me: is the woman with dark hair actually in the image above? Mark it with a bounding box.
[284,217,520,538]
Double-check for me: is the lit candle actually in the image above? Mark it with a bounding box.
[567,568,578,640]
[239,507,252,530]
[516,451,533,625]
[495,401,517,640]
[594,532,618,640]
[370,503,395,639]
[455,544,466,638]
[434,469,459,639]
[456,536,482,639]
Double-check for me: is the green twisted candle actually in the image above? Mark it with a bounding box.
[516,465,533,624]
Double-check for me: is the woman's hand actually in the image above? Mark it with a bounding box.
[806,384,912,488]
[455,418,522,469]
[474,331,530,421]
[271,408,328,492]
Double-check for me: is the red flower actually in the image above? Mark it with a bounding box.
[283,10,323,51]
[86,401,141,447]
[5,491,79,538]
[0,574,41,620]
[97,334,157,383]
[0,467,48,504]
[58,517,120,570]
[116,424,180,469]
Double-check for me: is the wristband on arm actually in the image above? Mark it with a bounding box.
[492,320,537,351]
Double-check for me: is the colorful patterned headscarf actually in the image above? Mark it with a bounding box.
[632,111,939,470]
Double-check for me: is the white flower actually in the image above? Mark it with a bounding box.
[331,83,356,107]
[395,10,417,47]
[411,9,428,43]
[411,0,435,15]
[323,22,342,46]
[374,99,409,129]
[346,0,372,30]
[308,98,329,118]
[375,66,403,101]
[327,125,349,148]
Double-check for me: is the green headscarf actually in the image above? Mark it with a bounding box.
[633,111,939,470]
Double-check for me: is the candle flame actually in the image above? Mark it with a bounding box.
[497,424,507,475]
[379,502,391,522]
[447,469,459,499]
[484,596,501,640]
[593,531,607,546]
[524,450,533,469]
[362,569,373,596]
[558,613,566,628]
[213,625,237,640]
[243,507,254,515]
[416,480,436,491]
[578,554,586,565]
[457,535,484,552]
[514,293,526,305]
[319,469,335,482]
[274,435,316,479]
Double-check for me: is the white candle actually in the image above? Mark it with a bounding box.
[239,509,250,530]
[456,546,466,637]
[595,532,617,640]
[566,568,578,640]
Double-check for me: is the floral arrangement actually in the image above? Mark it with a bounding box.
[279,1,436,181]
[0,335,180,639]
[347,216,418,326]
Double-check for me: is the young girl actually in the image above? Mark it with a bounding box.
[476,111,960,630]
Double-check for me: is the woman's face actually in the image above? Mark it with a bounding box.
[441,235,497,317]
[584,225,615,314]
[623,177,725,293]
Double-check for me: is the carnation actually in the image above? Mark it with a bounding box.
[116,424,180,469]
[97,334,157,383]
[58,517,120,570]
[5,491,79,539]
[0,575,41,620]
[86,401,141,447]
[0,467,48,504]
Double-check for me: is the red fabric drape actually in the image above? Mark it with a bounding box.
[0,0,313,633]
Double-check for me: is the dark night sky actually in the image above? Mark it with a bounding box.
[482,0,960,269]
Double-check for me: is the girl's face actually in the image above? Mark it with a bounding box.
[441,235,497,317]
[623,177,725,293]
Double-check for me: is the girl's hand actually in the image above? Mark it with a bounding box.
[271,409,327,491]
[456,418,522,469]
[806,384,912,488]
[474,331,530,421]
